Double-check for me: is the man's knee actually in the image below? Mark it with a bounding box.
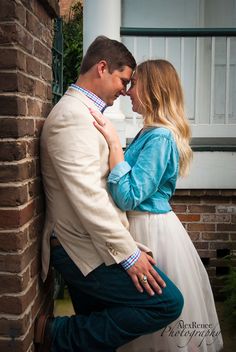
[170,287,184,322]
[152,284,184,329]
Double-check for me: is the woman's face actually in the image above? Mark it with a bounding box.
[126,72,142,114]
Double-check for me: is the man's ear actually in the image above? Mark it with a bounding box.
[97,60,108,77]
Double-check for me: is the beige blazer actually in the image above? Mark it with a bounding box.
[40,89,140,281]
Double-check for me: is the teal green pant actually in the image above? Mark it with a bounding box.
[51,245,183,352]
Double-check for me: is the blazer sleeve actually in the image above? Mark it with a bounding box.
[47,108,138,264]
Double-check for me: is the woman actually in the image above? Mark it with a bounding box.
[91,59,223,352]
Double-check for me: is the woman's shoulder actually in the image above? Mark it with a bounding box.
[143,126,173,141]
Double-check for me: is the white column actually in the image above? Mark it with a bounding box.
[83,0,121,52]
[83,0,127,146]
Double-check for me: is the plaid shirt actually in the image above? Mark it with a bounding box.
[70,84,106,112]
[69,84,141,270]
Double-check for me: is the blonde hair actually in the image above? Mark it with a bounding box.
[136,59,192,177]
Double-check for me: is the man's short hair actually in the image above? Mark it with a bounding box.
[80,36,136,74]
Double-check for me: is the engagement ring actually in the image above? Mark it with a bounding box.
[141,274,148,284]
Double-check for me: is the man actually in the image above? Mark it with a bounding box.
[35,36,183,352]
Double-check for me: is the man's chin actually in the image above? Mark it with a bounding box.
[106,100,114,107]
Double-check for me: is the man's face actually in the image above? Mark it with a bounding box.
[100,65,133,106]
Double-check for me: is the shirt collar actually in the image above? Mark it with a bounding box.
[70,84,107,113]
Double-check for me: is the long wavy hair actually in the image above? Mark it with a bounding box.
[136,59,192,177]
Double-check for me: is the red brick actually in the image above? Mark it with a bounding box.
[0,118,34,138]
[0,184,28,206]
[34,0,55,25]
[217,223,236,232]
[26,11,42,38]
[29,214,44,241]
[0,71,35,95]
[16,24,34,54]
[35,118,45,137]
[0,200,35,229]
[197,250,215,258]
[171,204,187,213]
[0,312,30,336]
[35,80,47,99]
[0,269,30,294]
[60,0,76,17]
[0,338,25,352]
[0,72,18,91]
[193,241,209,249]
[30,256,40,278]
[0,48,26,71]
[0,279,37,314]
[41,26,53,45]
[177,214,200,222]
[202,233,230,241]
[209,242,236,250]
[0,0,15,20]
[0,23,17,45]
[47,84,52,100]
[230,233,236,240]
[210,258,235,267]
[27,98,42,116]
[18,73,35,95]
[21,0,34,12]
[35,195,45,216]
[0,160,36,182]
[221,189,236,196]
[0,241,38,273]
[28,178,43,198]
[187,223,215,231]
[216,205,236,213]
[0,141,27,161]
[231,214,236,224]
[202,214,230,223]
[27,139,40,158]
[0,95,26,116]
[173,190,190,196]
[206,267,216,277]
[0,0,26,24]
[26,57,40,80]
[189,190,208,197]
[188,231,200,241]
[0,23,33,54]
[203,197,230,204]
[41,63,52,82]
[41,101,52,117]
[172,196,200,204]
[34,40,51,63]
[0,230,28,252]
[188,205,216,213]
[205,190,221,196]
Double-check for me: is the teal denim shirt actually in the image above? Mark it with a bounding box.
[107,127,179,213]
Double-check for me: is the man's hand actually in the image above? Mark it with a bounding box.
[127,252,166,296]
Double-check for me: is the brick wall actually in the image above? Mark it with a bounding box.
[59,0,83,18]
[171,189,236,299]
[0,1,59,351]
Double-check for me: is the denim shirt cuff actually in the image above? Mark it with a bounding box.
[108,161,131,184]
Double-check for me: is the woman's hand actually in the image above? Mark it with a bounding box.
[89,108,124,170]
[89,108,120,147]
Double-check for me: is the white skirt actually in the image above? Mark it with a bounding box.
[117,211,223,352]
